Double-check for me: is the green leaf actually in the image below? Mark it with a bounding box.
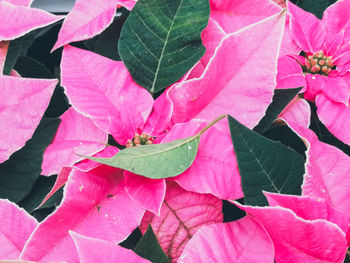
[134,225,170,263]
[18,175,63,213]
[296,0,335,19]
[253,88,302,134]
[81,115,225,179]
[4,42,22,75]
[228,115,305,206]
[118,0,209,93]
[0,118,60,203]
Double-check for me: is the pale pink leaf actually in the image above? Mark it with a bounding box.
[265,192,349,235]
[0,2,62,41]
[143,91,173,137]
[52,0,116,51]
[124,172,166,216]
[140,182,223,262]
[0,199,37,260]
[186,18,226,80]
[316,94,350,145]
[74,146,119,172]
[20,165,144,262]
[4,0,32,7]
[169,12,285,127]
[161,119,243,200]
[279,97,311,128]
[41,107,108,176]
[61,45,153,145]
[70,232,150,263]
[322,0,350,40]
[0,75,57,163]
[287,1,325,52]
[289,125,350,220]
[209,0,281,34]
[179,216,274,263]
[276,55,305,90]
[237,203,347,263]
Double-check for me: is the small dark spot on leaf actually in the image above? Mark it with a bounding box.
[107,194,113,198]
[97,205,101,212]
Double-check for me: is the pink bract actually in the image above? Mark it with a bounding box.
[0,1,62,41]
[178,216,274,263]
[0,199,37,260]
[19,165,144,262]
[0,76,57,163]
[55,10,285,214]
[236,201,347,263]
[52,0,136,51]
[276,0,350,144]
[41,107,108,176]
[140,182,223,262]
[70,231,150,263]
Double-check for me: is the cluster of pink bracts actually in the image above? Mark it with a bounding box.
[1,0,350,262]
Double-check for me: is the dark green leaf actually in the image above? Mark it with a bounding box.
[296,0,335,19]
[0,118,60,203]
[118,0,209,93]
[228,115,305,206]
[254,88,302,134]
[18,175,57,213]
[3,42,22,75]
[134,225,170,263]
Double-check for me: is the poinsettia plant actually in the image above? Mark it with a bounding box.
[1,0,350,262]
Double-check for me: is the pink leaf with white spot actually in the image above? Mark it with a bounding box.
[237,203,347,263]
[0,199,37,260]
[41,107,108,176]
[61,45,153,145]
[0,2,62,41]
[19,165,144,262]
[70,232,150,263]
[169,12,285,127]
[178,216,274,263]
[140,182,222,262]
[0,75,57,163]
[322,0,350,40]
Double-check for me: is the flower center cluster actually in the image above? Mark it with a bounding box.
[126,129,154,148]
[304,51,334,76]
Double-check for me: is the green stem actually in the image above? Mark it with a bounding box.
[196,114,226,137]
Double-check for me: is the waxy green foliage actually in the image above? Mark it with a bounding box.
[254,88,302,134]
[82,135,200,179]
[134,225,170,263]
[228,115,305,206]
[118,0,210,93]
[82,115,225,179]
[0,118,60,203]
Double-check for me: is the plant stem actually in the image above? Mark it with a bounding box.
[196,114,226,137]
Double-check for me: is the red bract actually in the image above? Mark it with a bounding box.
[277,0,350,144]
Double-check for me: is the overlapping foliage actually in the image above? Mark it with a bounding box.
[1,0,350,262]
